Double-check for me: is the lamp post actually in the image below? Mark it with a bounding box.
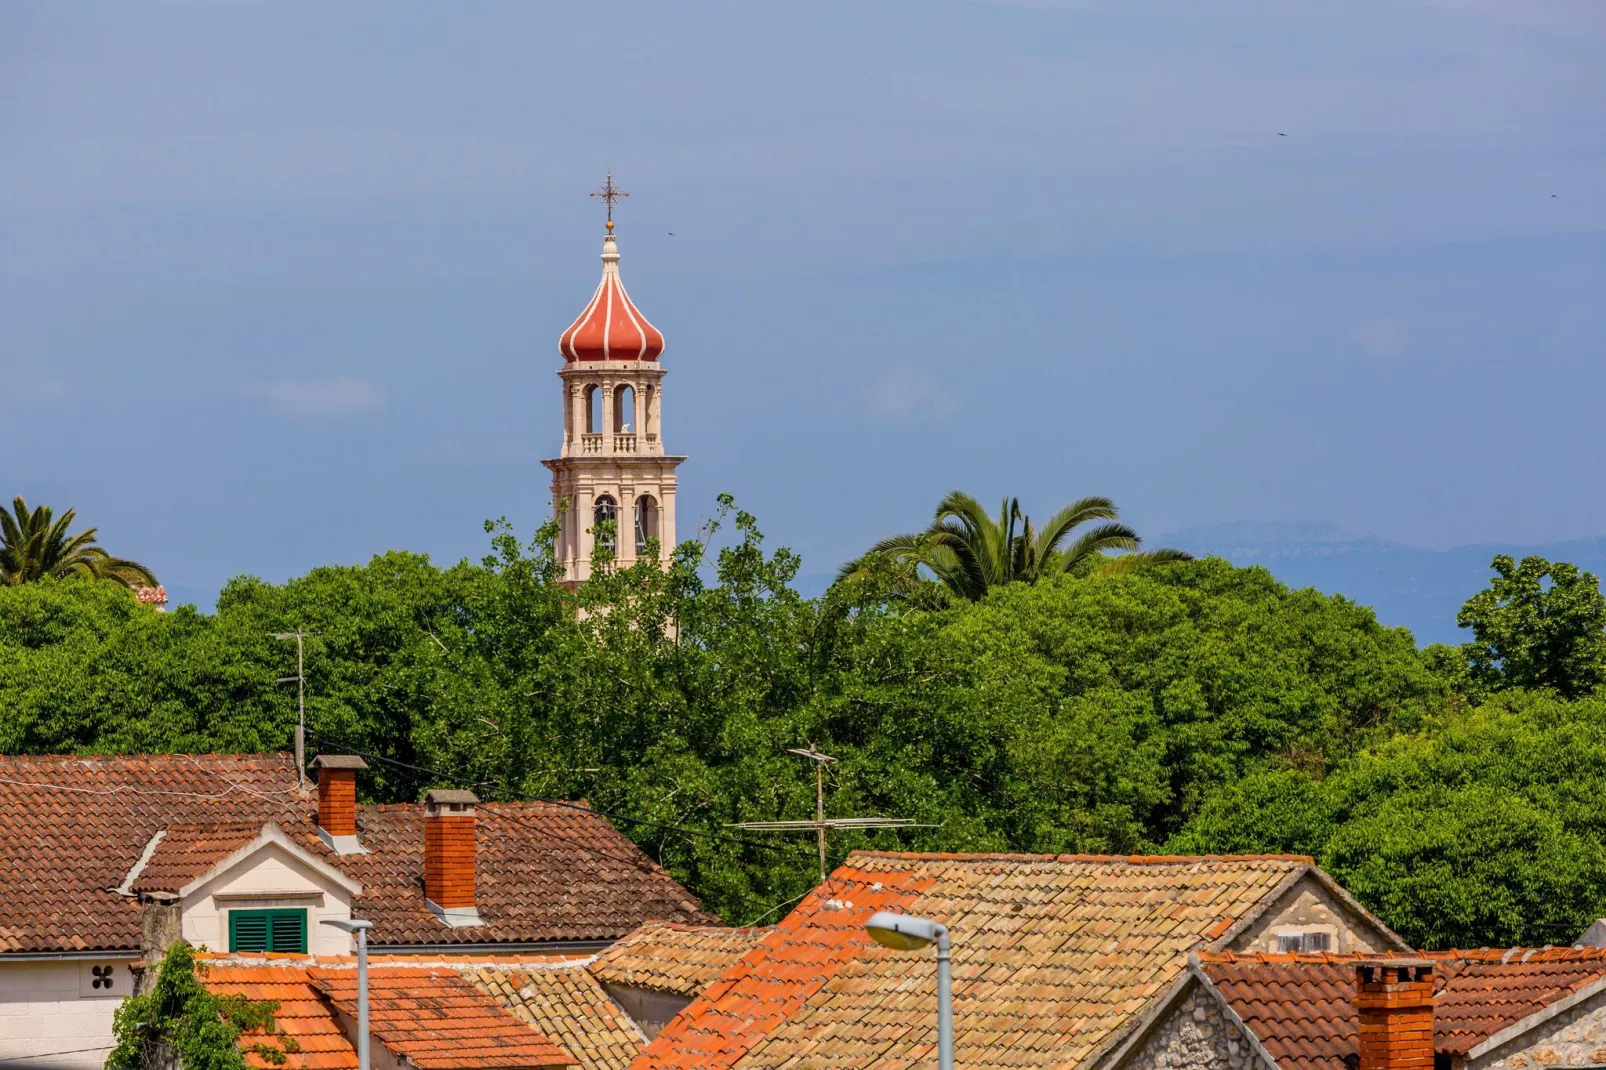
[321,918,374,1070]
[866,912,953,1070]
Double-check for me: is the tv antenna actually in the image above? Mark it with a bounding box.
[273,630,313,789]
[731,745,931,883]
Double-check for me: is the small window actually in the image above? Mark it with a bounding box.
[229,908,308,954]
[1276,930,1331,953]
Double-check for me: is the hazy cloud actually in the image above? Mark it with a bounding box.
[1353,319,1410,359]
[867,364,955,421]
[248,377,386,417]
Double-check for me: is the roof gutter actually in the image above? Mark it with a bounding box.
[369,940,614,955]
[0,949,142,963]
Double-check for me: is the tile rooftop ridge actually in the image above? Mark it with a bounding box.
[1200,946,1606,964]
[846,849,1316,864]
[0,751,296,762]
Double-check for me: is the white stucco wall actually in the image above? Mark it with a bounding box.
[181,841,353,957]
[0,958,137,1069]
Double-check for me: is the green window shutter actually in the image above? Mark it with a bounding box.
[270,909,307,954]
[229,910,270,953]
[228,909,308,954]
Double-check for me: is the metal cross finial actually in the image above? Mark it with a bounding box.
[590,172,628,226]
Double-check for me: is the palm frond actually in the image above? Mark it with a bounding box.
[1086,547,1196,577]
[1031,496,1119,561]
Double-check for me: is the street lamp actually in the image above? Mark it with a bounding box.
[866,912,953,1070]
[321,918,374,1070]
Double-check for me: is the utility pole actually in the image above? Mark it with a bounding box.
[273,630,311,789]
[732,745,930,884]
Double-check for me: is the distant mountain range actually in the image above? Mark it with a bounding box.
[1159,522,1606,646]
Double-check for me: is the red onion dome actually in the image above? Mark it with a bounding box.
[558,222,665,362]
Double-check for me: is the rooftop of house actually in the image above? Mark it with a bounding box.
[0,752,713,955]
[588,921,773,998]
[1197,948,1606,1068]
[202,958,584,1069]
[635,850,1400,1070]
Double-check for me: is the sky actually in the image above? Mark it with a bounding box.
[4,0,1605,607]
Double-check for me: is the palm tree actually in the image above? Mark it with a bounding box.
[836,490,1190,602]
[0,497,157,589]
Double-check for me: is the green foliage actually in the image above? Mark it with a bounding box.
[1172,690,1606,948]
[836,489,1190,602]
[1,496,157,588]
[13,497,1606,948]
[1456,554,1606,699]
[105,942,297,1070]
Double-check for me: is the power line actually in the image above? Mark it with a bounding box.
[304,733,799,854]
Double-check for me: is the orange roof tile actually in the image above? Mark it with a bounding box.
[311,965,576,1068]
[636,852,1335,1070]
[472,961,648,1070]
[203,960,584,1069]
[201,963,357,1070]
[589,922,773,998]
[1199,948,1606,1068]
[0,753,713,954]
[130,822,266,894]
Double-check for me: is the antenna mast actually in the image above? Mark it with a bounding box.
[274,630,312,789]
[732,745,931,883]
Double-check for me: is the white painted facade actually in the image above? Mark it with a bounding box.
[0,826,357,1069]
[181,838,356,958]
[0,958,137,1069]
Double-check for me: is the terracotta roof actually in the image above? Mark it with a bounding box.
[472,961,648,1070]
[0,753,711,954]
[589,922,773,998]
[129,821,266,894]
[339,802,712,945]
[1199,948,1606,1068]
[312,965,576,1068]
[637,851,1328,1070]
[0,754,303,952]
[200,962,358,1069]
[204,961,581,1069]
[558,229,665,362]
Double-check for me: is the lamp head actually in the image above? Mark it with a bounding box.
[866,911,942,951]
[320,918,374,934]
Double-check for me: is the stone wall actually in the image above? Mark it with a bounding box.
[1231,876,1394,954]
[1122,981,1264,1070]
[1474,987,1606,1070]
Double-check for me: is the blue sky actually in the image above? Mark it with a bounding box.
[4,0,1604,607]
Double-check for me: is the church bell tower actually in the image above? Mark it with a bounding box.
[543,175,684,586]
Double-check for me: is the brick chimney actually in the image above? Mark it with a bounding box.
[312,755,368,855]
[423,789,481,927]
[1355,959,1436,1070]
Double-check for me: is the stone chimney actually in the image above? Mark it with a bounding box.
[423,789,481,927]
[313,755,368,854]
[1355,959,1436,1070]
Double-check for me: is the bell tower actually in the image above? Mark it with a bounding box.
[543,175,684,586]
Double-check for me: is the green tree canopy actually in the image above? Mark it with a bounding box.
[1456,554,1606,699]
[0,507,1444,924]
[1171,690,1606,948]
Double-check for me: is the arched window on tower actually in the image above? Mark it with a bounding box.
[585,385,602,434]
[614,384,635,433]
[593,494,617,554]
[635,494,659,556]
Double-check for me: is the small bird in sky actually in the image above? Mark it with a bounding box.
[1278,132,1287,137]
[668,232,675,236]
[1551,194,1558,198]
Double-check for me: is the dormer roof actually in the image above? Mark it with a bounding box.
[0,752,713,955]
